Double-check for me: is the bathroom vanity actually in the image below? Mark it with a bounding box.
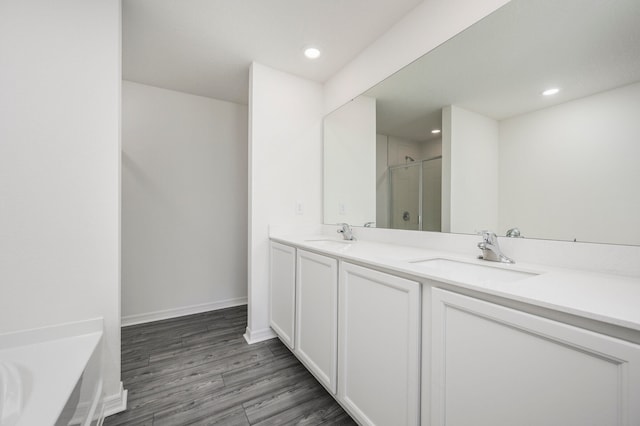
[268,232,640,426]
[268,2,640,423]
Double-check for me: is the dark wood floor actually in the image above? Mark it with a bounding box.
[104,305,356,425]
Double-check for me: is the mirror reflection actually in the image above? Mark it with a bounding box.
[323,0,640,246]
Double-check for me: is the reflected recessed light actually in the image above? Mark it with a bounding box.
[304,47,321,59]
[431,129,441,134]
[542,88,560,96]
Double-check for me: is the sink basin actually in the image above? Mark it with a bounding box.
[409,258,538,284]
[304,238,355,250]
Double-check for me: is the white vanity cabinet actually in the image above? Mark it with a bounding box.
[295,249,339,393]
[430,288,640,426]
[339,262,421,426]
[269,241,296,349]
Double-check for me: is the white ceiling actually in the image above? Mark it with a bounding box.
[122,0,424,105]
[364,0,640,142]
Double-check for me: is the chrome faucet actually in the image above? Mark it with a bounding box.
[506,227,522,238]
[337,223,356,241]
[477,230,514,264]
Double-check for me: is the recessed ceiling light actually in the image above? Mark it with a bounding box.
[542,88,560,96]
[304,47,321,59]
[431,129,441,134]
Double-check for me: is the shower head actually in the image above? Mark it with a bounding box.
[405,156,415,162]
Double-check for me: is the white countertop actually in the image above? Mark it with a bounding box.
[271,233,640,332]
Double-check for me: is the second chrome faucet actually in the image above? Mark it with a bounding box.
[477,230,514,264]
[337,223,356,241]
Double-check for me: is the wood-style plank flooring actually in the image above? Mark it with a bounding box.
[104,305,356,425]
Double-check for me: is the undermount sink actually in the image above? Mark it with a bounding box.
[408,258,539,285]
[304,238,355,250]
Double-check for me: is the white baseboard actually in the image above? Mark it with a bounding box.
[243,326,277,344]
[103,381,128,417]
[121,297,248,327]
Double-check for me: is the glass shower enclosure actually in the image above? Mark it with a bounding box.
[388,156,442,232]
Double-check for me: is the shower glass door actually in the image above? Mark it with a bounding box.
[389,163,421,231]
[388,157,442,232]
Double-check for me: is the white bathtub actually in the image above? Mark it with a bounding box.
[0,319,104,426]
[0,361,22,425]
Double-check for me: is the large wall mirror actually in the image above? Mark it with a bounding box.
[324,0,640,246]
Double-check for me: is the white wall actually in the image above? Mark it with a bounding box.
[248,63,324,342]
[324,96,376,226]
[443,106,499,234]
[422,138,443,160]
[323,0,510,113]
[499,82,640,245]
[387,136,424,166]
[121,81,248,324]
[0,0,123,404]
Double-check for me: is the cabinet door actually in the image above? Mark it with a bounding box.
[431,288,640,426]
[296,249,338,393]
[269,242,296,349]
[339,262,421,426]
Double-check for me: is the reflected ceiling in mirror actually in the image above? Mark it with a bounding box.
[323,0,640,246]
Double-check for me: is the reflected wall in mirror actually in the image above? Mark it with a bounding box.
[323,0,640,246]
